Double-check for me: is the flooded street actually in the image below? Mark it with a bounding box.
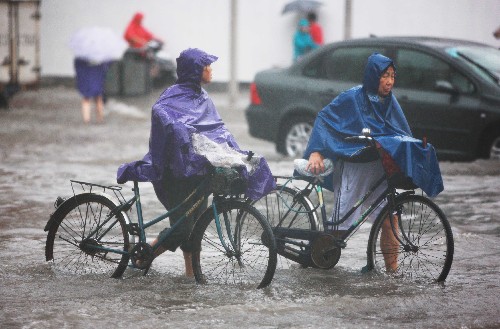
[1,86,499,328]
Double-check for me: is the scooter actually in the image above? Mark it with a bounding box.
[144,40,177,87]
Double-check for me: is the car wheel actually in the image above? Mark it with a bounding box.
[278,116,314,157]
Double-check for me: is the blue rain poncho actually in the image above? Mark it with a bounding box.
[117,48,275,202]
[304,53,444,197]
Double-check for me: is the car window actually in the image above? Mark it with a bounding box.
[302,47,386,82]
[323,47,385,82]
[447,46,500,86]
[302,56,325,78]
[396,49,475,93]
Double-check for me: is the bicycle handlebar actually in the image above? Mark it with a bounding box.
[344,132,378,149]
[345,135,374,142]
[343,129,382,161]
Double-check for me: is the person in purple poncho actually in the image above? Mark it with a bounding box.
[116,48,275,276]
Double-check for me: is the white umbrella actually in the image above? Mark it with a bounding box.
[69,26,127,63]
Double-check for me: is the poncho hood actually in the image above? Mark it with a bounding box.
[176,48,218,87]
[298,18,309,28]
[363,53,394,94]
[132,12,143,24]
[303,53,443,197]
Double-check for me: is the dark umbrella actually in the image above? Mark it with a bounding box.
[282,0,323,14]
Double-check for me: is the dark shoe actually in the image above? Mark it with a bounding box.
[361,264,372,274]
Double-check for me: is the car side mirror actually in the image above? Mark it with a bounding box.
[435,80,458,94]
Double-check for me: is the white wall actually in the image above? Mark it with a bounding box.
[40,0,500,83]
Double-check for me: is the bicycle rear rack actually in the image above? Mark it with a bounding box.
[69,180,128,206]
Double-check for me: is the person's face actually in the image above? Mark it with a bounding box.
[378,66,395,97]
[201,65,212,84]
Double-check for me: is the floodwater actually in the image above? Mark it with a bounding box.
[1,87,499,328]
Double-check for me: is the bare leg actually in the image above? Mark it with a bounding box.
[380,215,399,272]
[183,251,194,277]
[95,96,104,123]
[151,239,166,257]
[148,238,194,277]
[81,98,91,123]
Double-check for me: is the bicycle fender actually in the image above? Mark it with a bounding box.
[44,192,130,232]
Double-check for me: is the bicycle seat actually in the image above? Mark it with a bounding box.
[294,159,334,177]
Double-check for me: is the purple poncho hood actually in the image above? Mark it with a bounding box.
[117,48,275,201]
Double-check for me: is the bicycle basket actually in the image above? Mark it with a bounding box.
[210,167,247,196]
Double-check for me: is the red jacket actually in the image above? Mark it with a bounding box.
[124,12,154,48]
[309,22,324,45]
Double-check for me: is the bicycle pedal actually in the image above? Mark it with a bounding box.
[127,223,140,236]
[335,240,347,249]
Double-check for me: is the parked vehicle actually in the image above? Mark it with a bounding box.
[0,0,41,109]
[145,40,177,87]
[105,41,176,96]
[245,37,500,161]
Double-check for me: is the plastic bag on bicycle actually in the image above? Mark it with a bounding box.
[209,167,247,196]
[192,133,257,172]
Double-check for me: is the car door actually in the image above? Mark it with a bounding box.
[393,48,482,160]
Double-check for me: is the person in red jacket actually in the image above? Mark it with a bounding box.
[307,12,324,45]
[124,12,160,48]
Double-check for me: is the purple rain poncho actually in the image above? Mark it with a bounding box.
[116,48,275,202]
[304,53,444,197]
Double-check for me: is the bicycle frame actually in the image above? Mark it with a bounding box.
[77,178,242,260]
[273,158,418,266]
[275,173,389,243]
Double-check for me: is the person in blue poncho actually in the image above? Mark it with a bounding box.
[116,48,275,276]
[293,18,319,61]
[304,53,443,272]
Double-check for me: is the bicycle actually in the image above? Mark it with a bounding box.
[252,131,454,283]
[44,167,278,289]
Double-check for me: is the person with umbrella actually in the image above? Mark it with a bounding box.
[307,12,324,45]
[73,59,109,124]
[70,27,126,124]
[293,18,320,61]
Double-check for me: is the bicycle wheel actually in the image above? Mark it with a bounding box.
[252,184,318,269]
[367,194,454,282]
[190,199,277,289]
[45,193,130,278]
